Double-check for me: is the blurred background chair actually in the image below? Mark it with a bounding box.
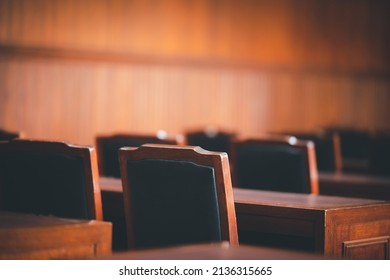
[185,127,236,154]
[323,127,372,173]
[0,139,102,220]
[96,132,181,178]
[369,131,390,177]
[230,137,319,194]
[277,131,342,173]
[119,144,238,249]
[0,128,21,141]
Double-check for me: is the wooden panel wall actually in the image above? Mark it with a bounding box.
[0,0,389,145]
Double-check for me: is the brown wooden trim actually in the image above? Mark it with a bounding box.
[119,144,238,249]
[343,236,390,259]
[1,44,389,78]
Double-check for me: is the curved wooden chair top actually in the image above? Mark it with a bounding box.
[0,129,21,141]
[119,144,238,249]
[185,128,236,153]
[277,131,342,173]
[230,137,319,194]
[0,139,102,220]
[96,133,181,177]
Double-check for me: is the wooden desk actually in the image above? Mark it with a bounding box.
[319,172,390,200]
[0,211,112,259]
[235,188,390,259]
[100,177,390,259]
[101,242,323,260]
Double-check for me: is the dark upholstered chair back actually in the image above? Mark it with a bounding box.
[282,132,342,173]
[335,129,371,160]
[186,129,235,153]
[0,129,20,141]
[230,138,319,194]
[323,128,372,173]
[324,127,370,155]
[369,132,390,177]
[0,140,102,220]
[96,134,180,178]
[119,144,238,249]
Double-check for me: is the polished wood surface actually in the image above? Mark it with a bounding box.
[235,188,390,259]
[1,1,390,146]
[101,242,323,260]
[1,0,389,71]
[1,57,389,146]
[100,177,390,259]
[0,211,112,260]
[234,187,387,209]
[100,176,123,193]
[319,172,390,200]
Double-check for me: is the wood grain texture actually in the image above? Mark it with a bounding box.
[234,189,390,259]
[1,56,389,146]
[99,178,390,258]
[0,0,389,145]
[319,172,390,200]
[1,0,389,71]
[0,211,112,260]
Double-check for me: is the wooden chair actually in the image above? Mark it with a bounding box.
[96,133,181,178]
[323,127,372,173]
[278,132,342,173]
[230,137,319,194]
[0,129,21,141]
[185,128,236,153]
[119,144,238,249]
[0,139,102,220]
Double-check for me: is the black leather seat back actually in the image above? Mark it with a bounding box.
[186,132,233,153]
[235,145,311,193]
[125,158,221,249]
[0,151,89,219]
[101,139,148,177]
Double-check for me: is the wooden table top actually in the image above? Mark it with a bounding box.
[319,172,390,186]
[100,177,388,211]
[318,171,390,200]
[0,211,96,230]
[100,176,123,192]
[0,211,112,260]
[99,177,390,258]
[233,188,388,210]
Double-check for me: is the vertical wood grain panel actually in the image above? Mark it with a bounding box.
[1,57,389,145]
[0,0,389,145]
[1,0,389,71]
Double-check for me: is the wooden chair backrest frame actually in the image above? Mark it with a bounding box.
[0,129,21,141]
[230,137,319,194]
[119,144,238,249]
[185,128,236,153]
[276,131,342,173]
[0,139,102,220]
[96,133,180,177]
